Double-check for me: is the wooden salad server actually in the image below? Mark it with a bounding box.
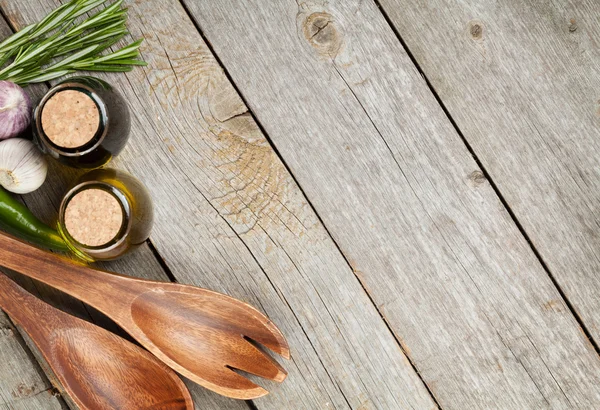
[0,231,289,400]
[0,271,194,410]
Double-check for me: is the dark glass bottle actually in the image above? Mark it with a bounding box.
[33,76,131,169]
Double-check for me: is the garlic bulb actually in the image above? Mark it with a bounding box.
[0,139,47,194]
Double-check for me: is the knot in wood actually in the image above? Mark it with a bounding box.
[0,326,13,337]
[468,170,486,186]
[468,20,484,40]
[303,12,342,57]
[12,383,38,399]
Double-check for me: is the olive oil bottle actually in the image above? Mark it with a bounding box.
[58,168,153,261]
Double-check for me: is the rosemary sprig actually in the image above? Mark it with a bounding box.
[0,0,145,86]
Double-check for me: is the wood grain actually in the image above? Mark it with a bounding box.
[3,1,436,408]
[0,310,65,410]
[183,0,600,408]
[377,0,600,358]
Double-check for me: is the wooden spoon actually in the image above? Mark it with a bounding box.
[0,271,194,410]
[0,231,289,399]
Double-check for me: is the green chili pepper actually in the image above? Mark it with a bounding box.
[0,187,68,252]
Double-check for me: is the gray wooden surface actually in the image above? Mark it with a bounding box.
[2,0,434,409]
[378,0,600,355]
[0,0,599,409]
[183,0,600,408]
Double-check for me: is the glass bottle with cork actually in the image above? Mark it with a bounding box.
[33,76,154,261]
[58,168,154,262]
[33,76,130,169]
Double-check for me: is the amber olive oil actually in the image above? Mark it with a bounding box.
[58,168,153,261]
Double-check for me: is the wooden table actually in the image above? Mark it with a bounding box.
[1,0,599,409]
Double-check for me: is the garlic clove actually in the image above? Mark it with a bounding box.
[0,138,47,194]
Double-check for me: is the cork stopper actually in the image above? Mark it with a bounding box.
[41,90,100,148]
[64,188,124,247]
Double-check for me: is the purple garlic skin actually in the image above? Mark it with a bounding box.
[0,81,31,140]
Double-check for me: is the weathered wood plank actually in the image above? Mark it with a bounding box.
[377,0,600,354]
[183,0,600,408]
[3,1,436,409]
[0,311,65,410]
[0,11,246,410]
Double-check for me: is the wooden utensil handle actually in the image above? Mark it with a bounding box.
[0,231,138,308]
[0,272,54,338]
[0,272,32,316]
